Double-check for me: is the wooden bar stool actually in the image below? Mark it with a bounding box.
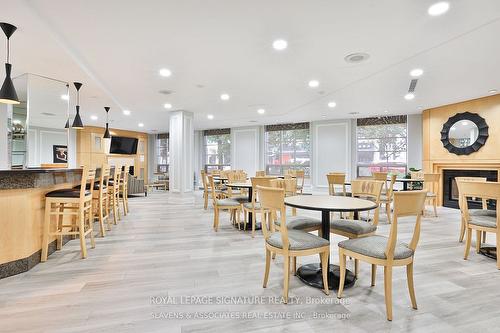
[108,165,122,224]
[41,167,96,261]
[119,165,130,215]
[94,164,111,236]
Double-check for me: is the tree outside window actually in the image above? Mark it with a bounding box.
[204,129,231,172]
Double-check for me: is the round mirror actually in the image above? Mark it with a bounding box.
[448,120,479,148]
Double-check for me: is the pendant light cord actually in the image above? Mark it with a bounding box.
[5,37,9,63]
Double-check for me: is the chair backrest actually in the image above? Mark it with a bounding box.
[386,190,427,260]
[455,177,488,210]
[327,173,346,196]
[423,173,440,194]
[113,165,122,192]
[372,172,388,192]
[457,180,500,227]
[351,179,384,226]
[256,185,288,248]
[410,171,424,180]
[99,164,111,195]
[256,170,266,177]
[386,174,397,200]
[294,169,305,188]
[200,170,208,191]
[250,177,275,205]
[207,175,219,206]
[78,166,96,199]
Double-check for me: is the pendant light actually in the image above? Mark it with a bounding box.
[103,106,111,138]
[0,22,20,104]
[72,82,84,129]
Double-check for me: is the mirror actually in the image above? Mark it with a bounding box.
[448,120,479,148]
[440,112,488,155]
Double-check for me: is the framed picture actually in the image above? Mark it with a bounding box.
[53,145,68,163]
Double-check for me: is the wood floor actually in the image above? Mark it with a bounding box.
[1,191,499,333]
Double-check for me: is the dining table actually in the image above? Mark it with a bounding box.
[284,195,378,290]
[344,178,423,191]
[226,182,258,230]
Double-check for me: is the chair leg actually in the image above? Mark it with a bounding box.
[354,259,359,278]
[263,249,271,288]
[204,192,208,210]
[384,265,393,321]
[385,203,392,224]
[406,262,417,310]
[214,209,219,231]
[459,217,466,242]
[476,230,482,254]
[98,199,106,237]
[283,255,290,304]
[464,227,472,260]
[482,231,487,244]
[433,199,438,217]
[88,209,96,249]
[57,204,64,250]
[41,202,51,262]
[251,210,256,238]
[292,207,297,216]
[320,250,330,295]
[105,196,112,231]
[371,264,376,286]
[78,210,88,259]
[337,250,346,298]
[292,256,297,275]
[236,208,240,230]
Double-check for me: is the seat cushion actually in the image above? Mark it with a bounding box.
[287,216,322,230]
[46,189,91,198]
[338,235,413,260]
[74,183,107,191]
[469,209,496,218]
[243,202,261,209]
[469,215,497,228]
[266,229,329,250]
[216,198,240,207]
[231,195,249,203]
[330,219,377,235]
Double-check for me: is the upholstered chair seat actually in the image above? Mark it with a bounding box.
[216,198,241,207]
[330,219,377,235]
[266,229,329,250]
[46,189,91,198]
[338,235,414,260]
[469,215,497,228]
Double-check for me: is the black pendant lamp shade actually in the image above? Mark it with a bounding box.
[0,22,20,105]
[64,118,70,129]
[72,82,84,129]
[103,106,111,138]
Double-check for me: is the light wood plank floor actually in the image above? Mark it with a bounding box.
[1,191,499,333]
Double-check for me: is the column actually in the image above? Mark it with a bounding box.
[169,110,194,193]
[0,104,12,169]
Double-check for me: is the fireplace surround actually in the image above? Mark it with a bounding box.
[442,169,498,209]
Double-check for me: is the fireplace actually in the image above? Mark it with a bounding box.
[442,169,498,209]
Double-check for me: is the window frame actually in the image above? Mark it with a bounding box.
[203,129,231,172]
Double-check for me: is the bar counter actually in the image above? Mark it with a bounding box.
[0,168,82,279]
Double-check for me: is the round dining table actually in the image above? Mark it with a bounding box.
[226,182,259,230]
[284,195,378,290]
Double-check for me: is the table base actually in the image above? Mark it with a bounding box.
[479,246,497,260]
[235,222,262,231]
[296,263,355,290]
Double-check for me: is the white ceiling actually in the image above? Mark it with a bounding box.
[2,0,500,132]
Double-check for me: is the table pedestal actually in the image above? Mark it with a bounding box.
[479,246,497,260]
[297,263,356,290]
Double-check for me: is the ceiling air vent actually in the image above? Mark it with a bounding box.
[158,90,174,95]
[408,79,418,93]
[344,52,370,64]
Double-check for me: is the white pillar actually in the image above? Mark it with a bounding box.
[169,110,194,193]
[0,104,12,169]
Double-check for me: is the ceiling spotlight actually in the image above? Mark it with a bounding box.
[60,94,69,101]
[428,2,450,16]
[138,123,144,127]
[322,114,327,118]
[90,115,98,120]
[327,101,337,108]
[207,114,214,120]
[220,93,230,101]
[410,68,424,77]
[159,68,172,77]
[272,39,288,51]
[489,89,497,94]
[308,80,319,88]
[384,110,389,113]
[164,103,172,109]
[123,110,131,115]
[257,108,265,114]
[404,93,415,100]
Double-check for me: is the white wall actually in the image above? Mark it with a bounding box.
[231,126,260,176]
[27,126,67,167]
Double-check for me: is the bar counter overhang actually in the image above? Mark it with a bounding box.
[0,168,82,278]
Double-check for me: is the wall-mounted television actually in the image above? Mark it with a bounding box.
[109,136,138,155]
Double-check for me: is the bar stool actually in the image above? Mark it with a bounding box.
[119,165,130,215]
[94,164,111,236]
[108,165,122,224]
[41,167,96,261]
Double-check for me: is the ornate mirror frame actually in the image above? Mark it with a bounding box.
[440,111,489,155]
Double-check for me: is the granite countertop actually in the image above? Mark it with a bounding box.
[0,168,82,174]
[0,168,83,190]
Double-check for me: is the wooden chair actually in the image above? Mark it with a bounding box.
[256,170,266,177]
[337,190,428,321]
[226,172,249,203]
[242,177,275,237]
[423,173,440,217]
[294,170,306,194]
[459,180,500,269]
[201,170,211,210]
[41,167,96,261]
[456,177,490,242]
[208,175,242,231]
[119,165,130,215]
[108,165,122,224]
[327,173,347,196]
[330,180,384,277]
[372,172,388,193]
[257,185,330,303]
[380,174,397,224]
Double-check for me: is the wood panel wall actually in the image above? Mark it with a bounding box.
[422,93,500,205]
[76,126,149,180]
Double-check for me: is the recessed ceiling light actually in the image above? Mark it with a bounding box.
[327,101,337,108]
[272,39,288,51]
[308,80,319,88]
[428,2,450,16]
[123,110,131,115]
[410,68,424,77]
[159,68,172,77]
[60,94,69,101]
[220,93,230,101]
[207,114,214,120]
[138,123,144,127]
[344,52,370,63]
[257,108,265,114]
[404,93,415,100]
[322,114,327,118]
[90,115,98,121]
[489,89,497,94]
[164,103,172,109]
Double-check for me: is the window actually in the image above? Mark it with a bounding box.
[265,122,310,176]
[204,128,231,172]
[156,133,169,173]
[356,116,407,177]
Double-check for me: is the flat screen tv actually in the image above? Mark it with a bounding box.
[109,136,138,154]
